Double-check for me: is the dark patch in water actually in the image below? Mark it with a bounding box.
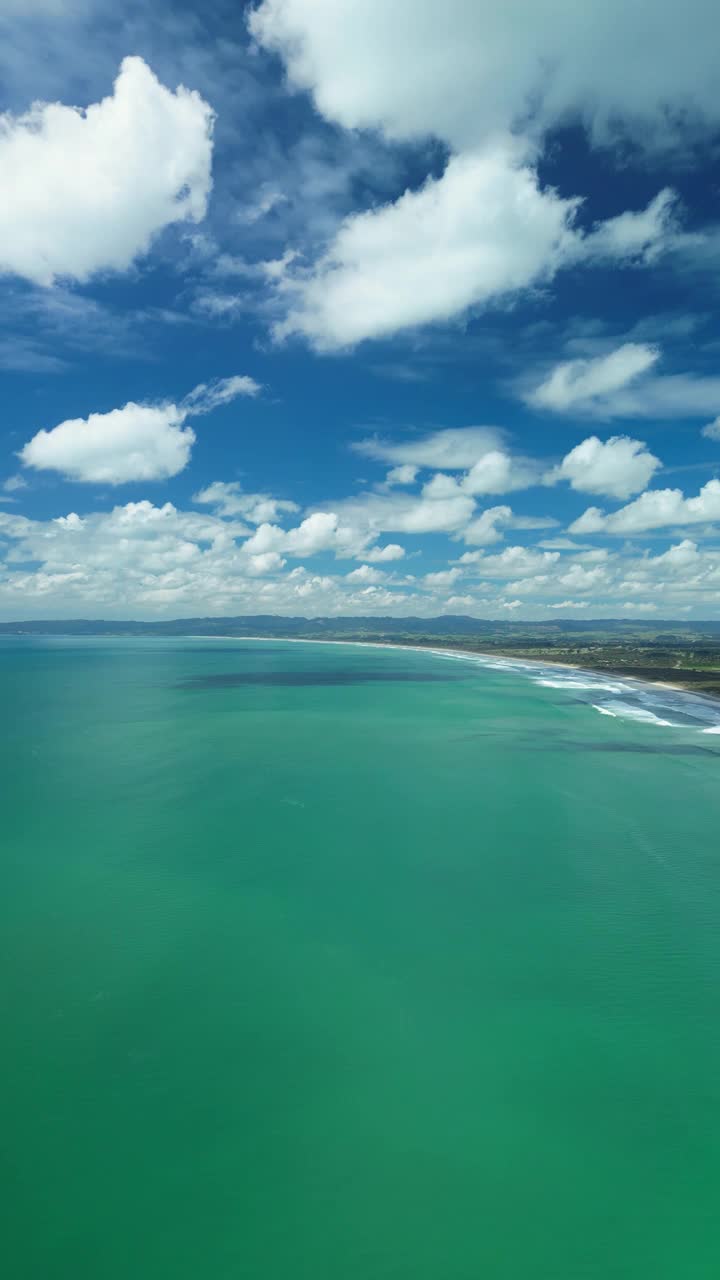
[177,668,463,689]
[454,731,719,757]
[174,646,284,654]
[579,741,719,757]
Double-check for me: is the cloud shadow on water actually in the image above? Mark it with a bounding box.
[176,668,466,689]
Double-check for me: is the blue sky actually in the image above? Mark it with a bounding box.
[2,0,720,619]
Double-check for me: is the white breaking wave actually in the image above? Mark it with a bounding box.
[218,636,720,734]
[535,678,626,693]
[396,647,718,733]
[599,702,675,727]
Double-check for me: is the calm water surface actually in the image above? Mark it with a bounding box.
[3,637,720,1279]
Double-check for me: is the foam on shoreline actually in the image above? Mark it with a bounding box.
[188,634,720,734]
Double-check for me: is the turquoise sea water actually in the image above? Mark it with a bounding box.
[3,636,720,1279]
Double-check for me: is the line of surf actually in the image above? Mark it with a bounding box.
[187,633,720,732]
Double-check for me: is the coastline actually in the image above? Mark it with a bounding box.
[8,627,717,716]
[189,633,720,708]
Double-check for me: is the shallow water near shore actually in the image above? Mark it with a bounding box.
[3,636,720,1279]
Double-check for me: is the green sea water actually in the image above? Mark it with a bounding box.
[3,636,720,1279]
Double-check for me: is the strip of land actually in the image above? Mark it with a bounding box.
[3,615,720,698]
[373,638,720,699]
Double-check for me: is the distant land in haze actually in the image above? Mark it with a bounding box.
[4,615,720,637]
[3,615,720,697]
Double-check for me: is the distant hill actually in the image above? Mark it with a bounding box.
[2,614,720,638]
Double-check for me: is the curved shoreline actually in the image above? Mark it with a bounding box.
[190,632,720,718]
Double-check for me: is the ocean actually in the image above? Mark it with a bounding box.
[3,636,720,1279]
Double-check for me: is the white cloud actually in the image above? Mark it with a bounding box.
[650,539,701,569]
[344,584,415,611]
[421,473,465,501]
[20,402,195,485]
[445,595,480,609]
[0,499,248,577]
[538,538,591,551]
[461,504,513,546]
[332,487,476,537]
[529,344,659,412]
[0,499,316,614]
[609,375,720,420]
[271,142,582,349]
[581,190,679,263]
[386,464,418,486]
[0,57,214,286]
[2,474,27,493]
[423,568,462,588]
[702,416,720,441]
[250,0,720,152]
[551,435,661,500]
[399,491,477,534]
[511,515,560,531]
[193,481,298,523]
[456,505,553,548]
[265,142,674,350]
[193,290,246,318]
[529,347,720,420]
[505,574,551,595]
[246,551,286,576]
[236,185,288,225]
[470,546,562,578]
[346,564,386,584]
[20,375,259,485]
[357,432,544,516]
[242,511,371,559]
[568,508,612,535]
[182,375,261,413]
[3,498,720,619]
[355,427,502,470]
[556,563,609,593]
[462,450,542,496]
[364,543,406,562]
[250,3,714,349]
[570,479,720,535]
